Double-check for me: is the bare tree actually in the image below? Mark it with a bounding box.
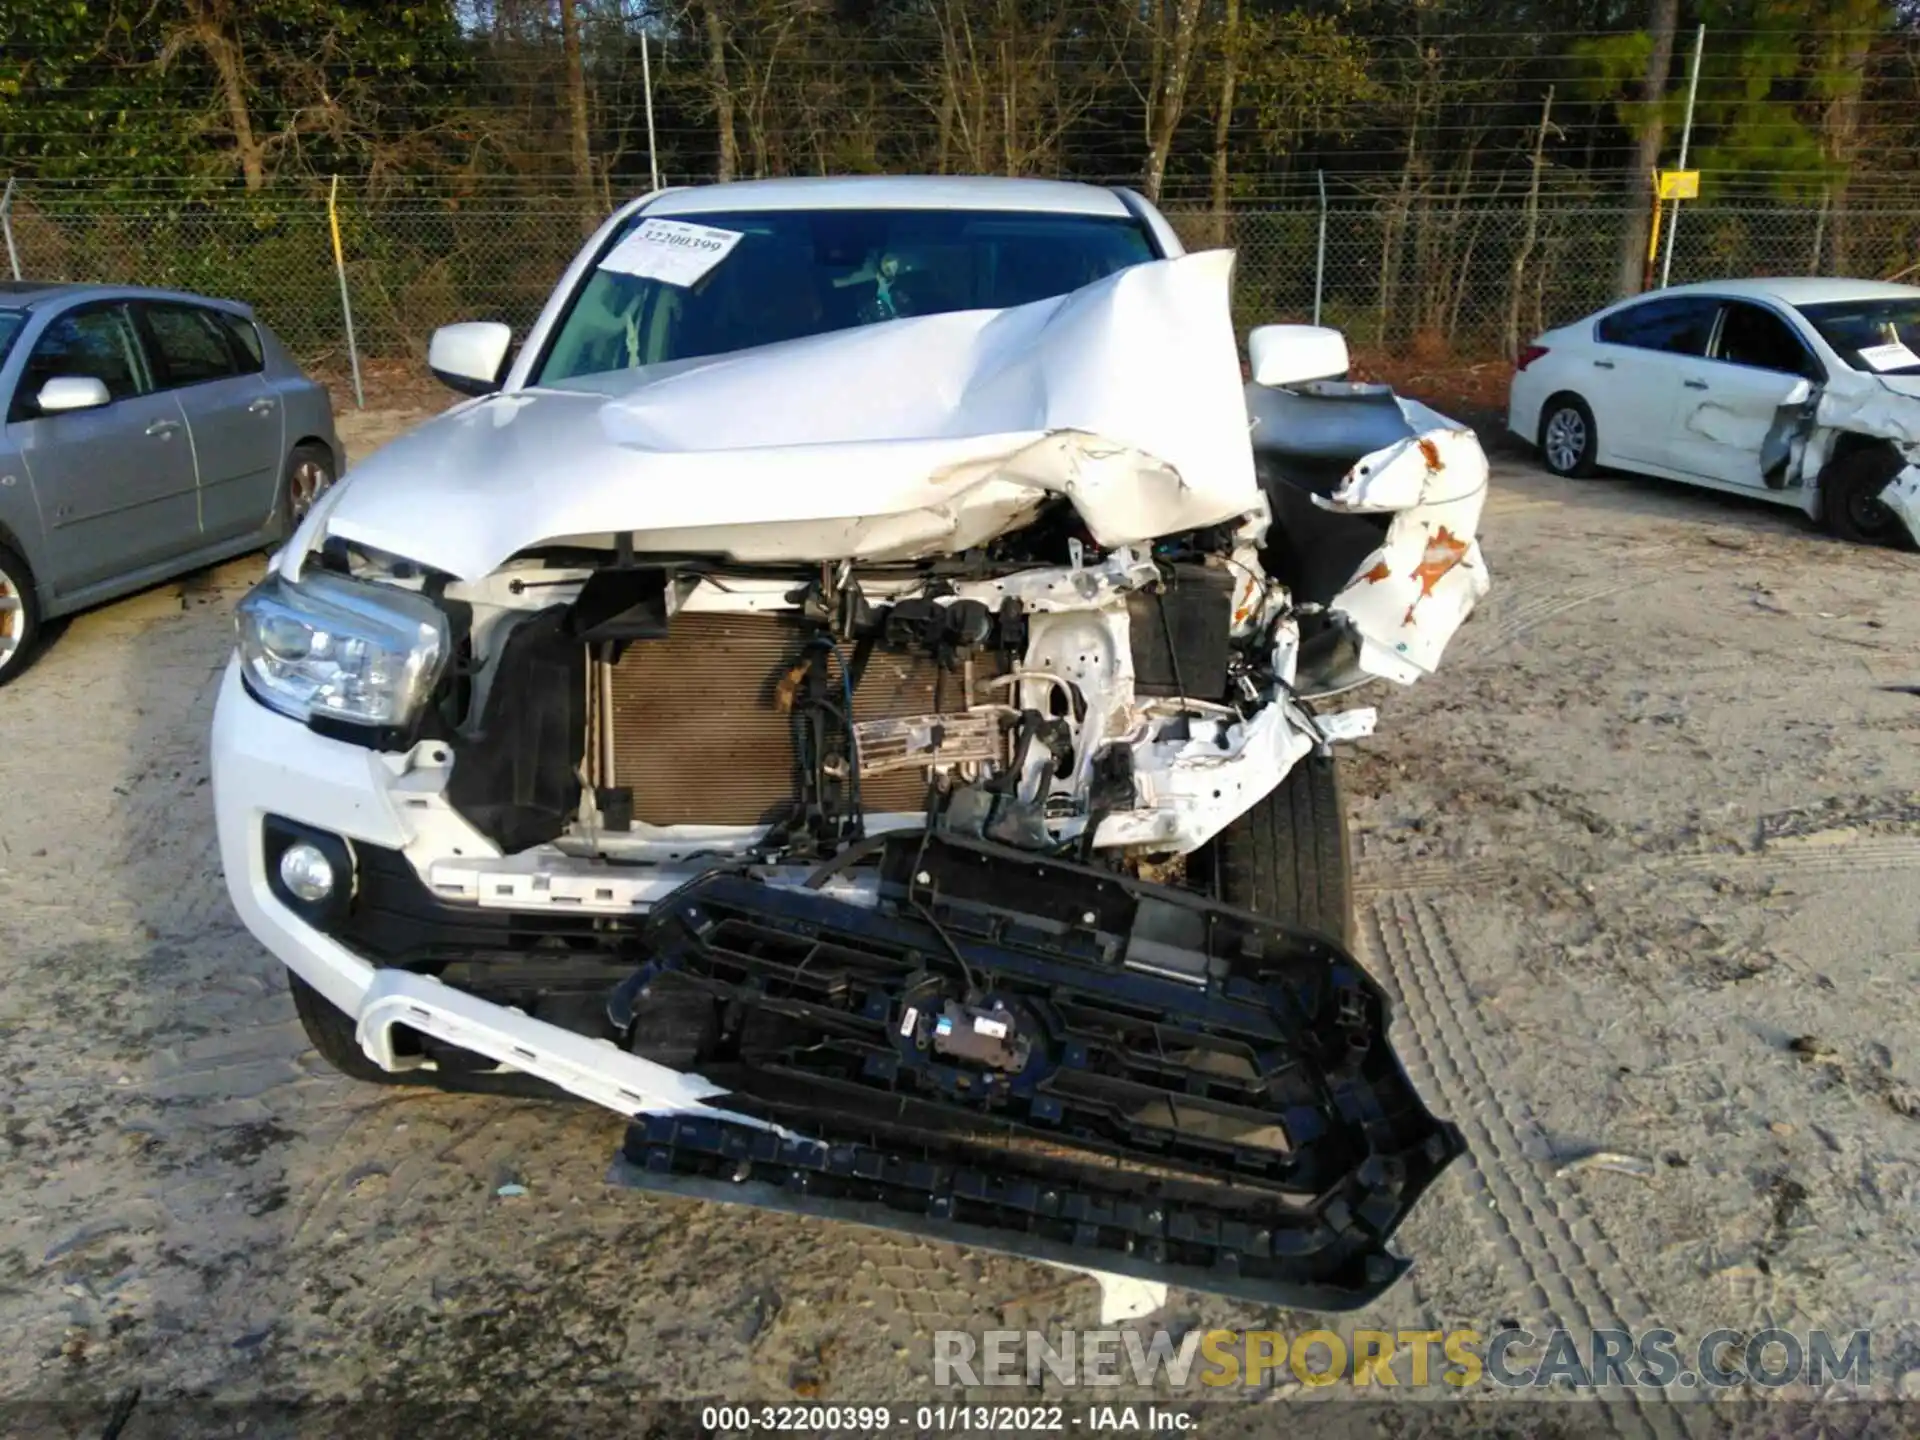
[1819,1,1885,273]
[162,0,268,189]
[559,0,596,226]
[700,0,740,181]
[1507,87,1556,359]
[1207,0,1241,245]
[1142,0,1206,203]
[917,0,1111,178]
[1613,0,1679,298]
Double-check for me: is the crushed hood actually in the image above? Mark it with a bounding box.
[1816,368,1920,444]
[322,251,1260,581]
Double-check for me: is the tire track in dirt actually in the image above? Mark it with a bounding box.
[1455,576,1642,660]
[1364,892,1701,1440]
[1354,836,1920,895]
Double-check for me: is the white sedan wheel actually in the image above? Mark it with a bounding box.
[1541,401,1594,477]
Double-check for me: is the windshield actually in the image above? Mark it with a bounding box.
[1795,298,1920,377]
[0,309,24,371]
[535,208,1157,385]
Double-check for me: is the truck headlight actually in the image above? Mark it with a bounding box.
[235,571,448,731]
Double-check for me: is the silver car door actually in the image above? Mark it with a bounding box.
[7,302,201,595]
[137,301,281,544]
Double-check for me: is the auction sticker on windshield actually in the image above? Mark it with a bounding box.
[600,218,743,287]
[1856,339,1920,372]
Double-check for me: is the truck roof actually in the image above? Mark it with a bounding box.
[641,175,1134,219]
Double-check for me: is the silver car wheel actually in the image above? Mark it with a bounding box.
[1543,407,1587,474]
[288,456,333,522]
[0,560,25,673]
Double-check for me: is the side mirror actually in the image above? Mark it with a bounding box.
[1248,324,1351,389]
[1781,378,1815,406]
[428,321,514,397]
[37,375,112,413]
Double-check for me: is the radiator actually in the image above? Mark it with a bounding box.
[603,613,992,827]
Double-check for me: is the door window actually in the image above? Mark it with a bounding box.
[1714,301,1819,379]
[214,311,266,374]
[9,305,151,422]
[142,304,243,388]
[1595,296,1719,356]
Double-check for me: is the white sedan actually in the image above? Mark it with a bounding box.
[1509,277,1920,546]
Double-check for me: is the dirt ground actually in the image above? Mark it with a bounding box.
[3,395,1918,1436]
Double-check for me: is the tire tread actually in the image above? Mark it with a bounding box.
[1212,753,1354,944]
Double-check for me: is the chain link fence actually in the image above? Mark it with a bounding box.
[5,182,1917,404]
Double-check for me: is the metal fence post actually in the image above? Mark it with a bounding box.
[328,176,365,410]
[1313,170,1328,327]
[0,179,21,281]
[1659,24,1706,290]
[642,32,662,191]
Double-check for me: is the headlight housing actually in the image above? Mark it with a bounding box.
[236,571,449,732]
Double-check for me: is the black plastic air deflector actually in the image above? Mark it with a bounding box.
[1245,381,1403,607]
[445,606,585,853]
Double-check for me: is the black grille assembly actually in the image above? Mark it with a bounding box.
[605,831,1462,1310]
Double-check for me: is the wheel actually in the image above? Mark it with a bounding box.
[1821,446,1912,548]
[288,970,405,1085]
[287,968,570,1098]
[0,543,42,687]
[276,442,337,536]
[1538,394,1598,478]
[1204,750,1354,945]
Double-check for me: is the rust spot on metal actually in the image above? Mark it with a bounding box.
[1417,436,1444,472]
[1361,561,1392,584]
[1401,526,1471,626]
[775,659,809,714]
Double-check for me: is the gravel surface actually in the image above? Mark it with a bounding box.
[3,405,1917,1434]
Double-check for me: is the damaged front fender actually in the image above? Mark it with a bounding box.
[1316,414,1491,686]
[1248,382,1491,693]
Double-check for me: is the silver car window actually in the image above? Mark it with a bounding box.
[215,311,266,373]
[12,305,152,419]
[0,308,24,370]
[143,304,243,388]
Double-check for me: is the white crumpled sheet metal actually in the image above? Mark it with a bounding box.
[1813,372,1920,447]
[317,251,1260,580]
[1315,401,1492,685]
[1809,371,1920,545]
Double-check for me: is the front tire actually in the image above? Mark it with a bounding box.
[1538,394,1598,478]
[1205,751,1354,945]
[288,971,404,1085]
[0,544,43,687]
[1821,447,1912,548]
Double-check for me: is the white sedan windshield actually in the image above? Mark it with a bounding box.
[1796,297,1920,376]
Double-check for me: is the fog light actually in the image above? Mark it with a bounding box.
[278,842,336,903]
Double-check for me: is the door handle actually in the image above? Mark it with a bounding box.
[1593,359,1615,369]
[145,419,181,438]
[247,397,277,415]
[1683,378,1709,390]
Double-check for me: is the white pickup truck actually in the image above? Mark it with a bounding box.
[212,175,1489,1310]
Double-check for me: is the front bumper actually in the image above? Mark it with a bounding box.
[215,664,1462,1310]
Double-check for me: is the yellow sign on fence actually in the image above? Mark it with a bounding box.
[1658,169,1701,201]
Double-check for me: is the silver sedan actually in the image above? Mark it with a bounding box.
[0,281,341,682]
